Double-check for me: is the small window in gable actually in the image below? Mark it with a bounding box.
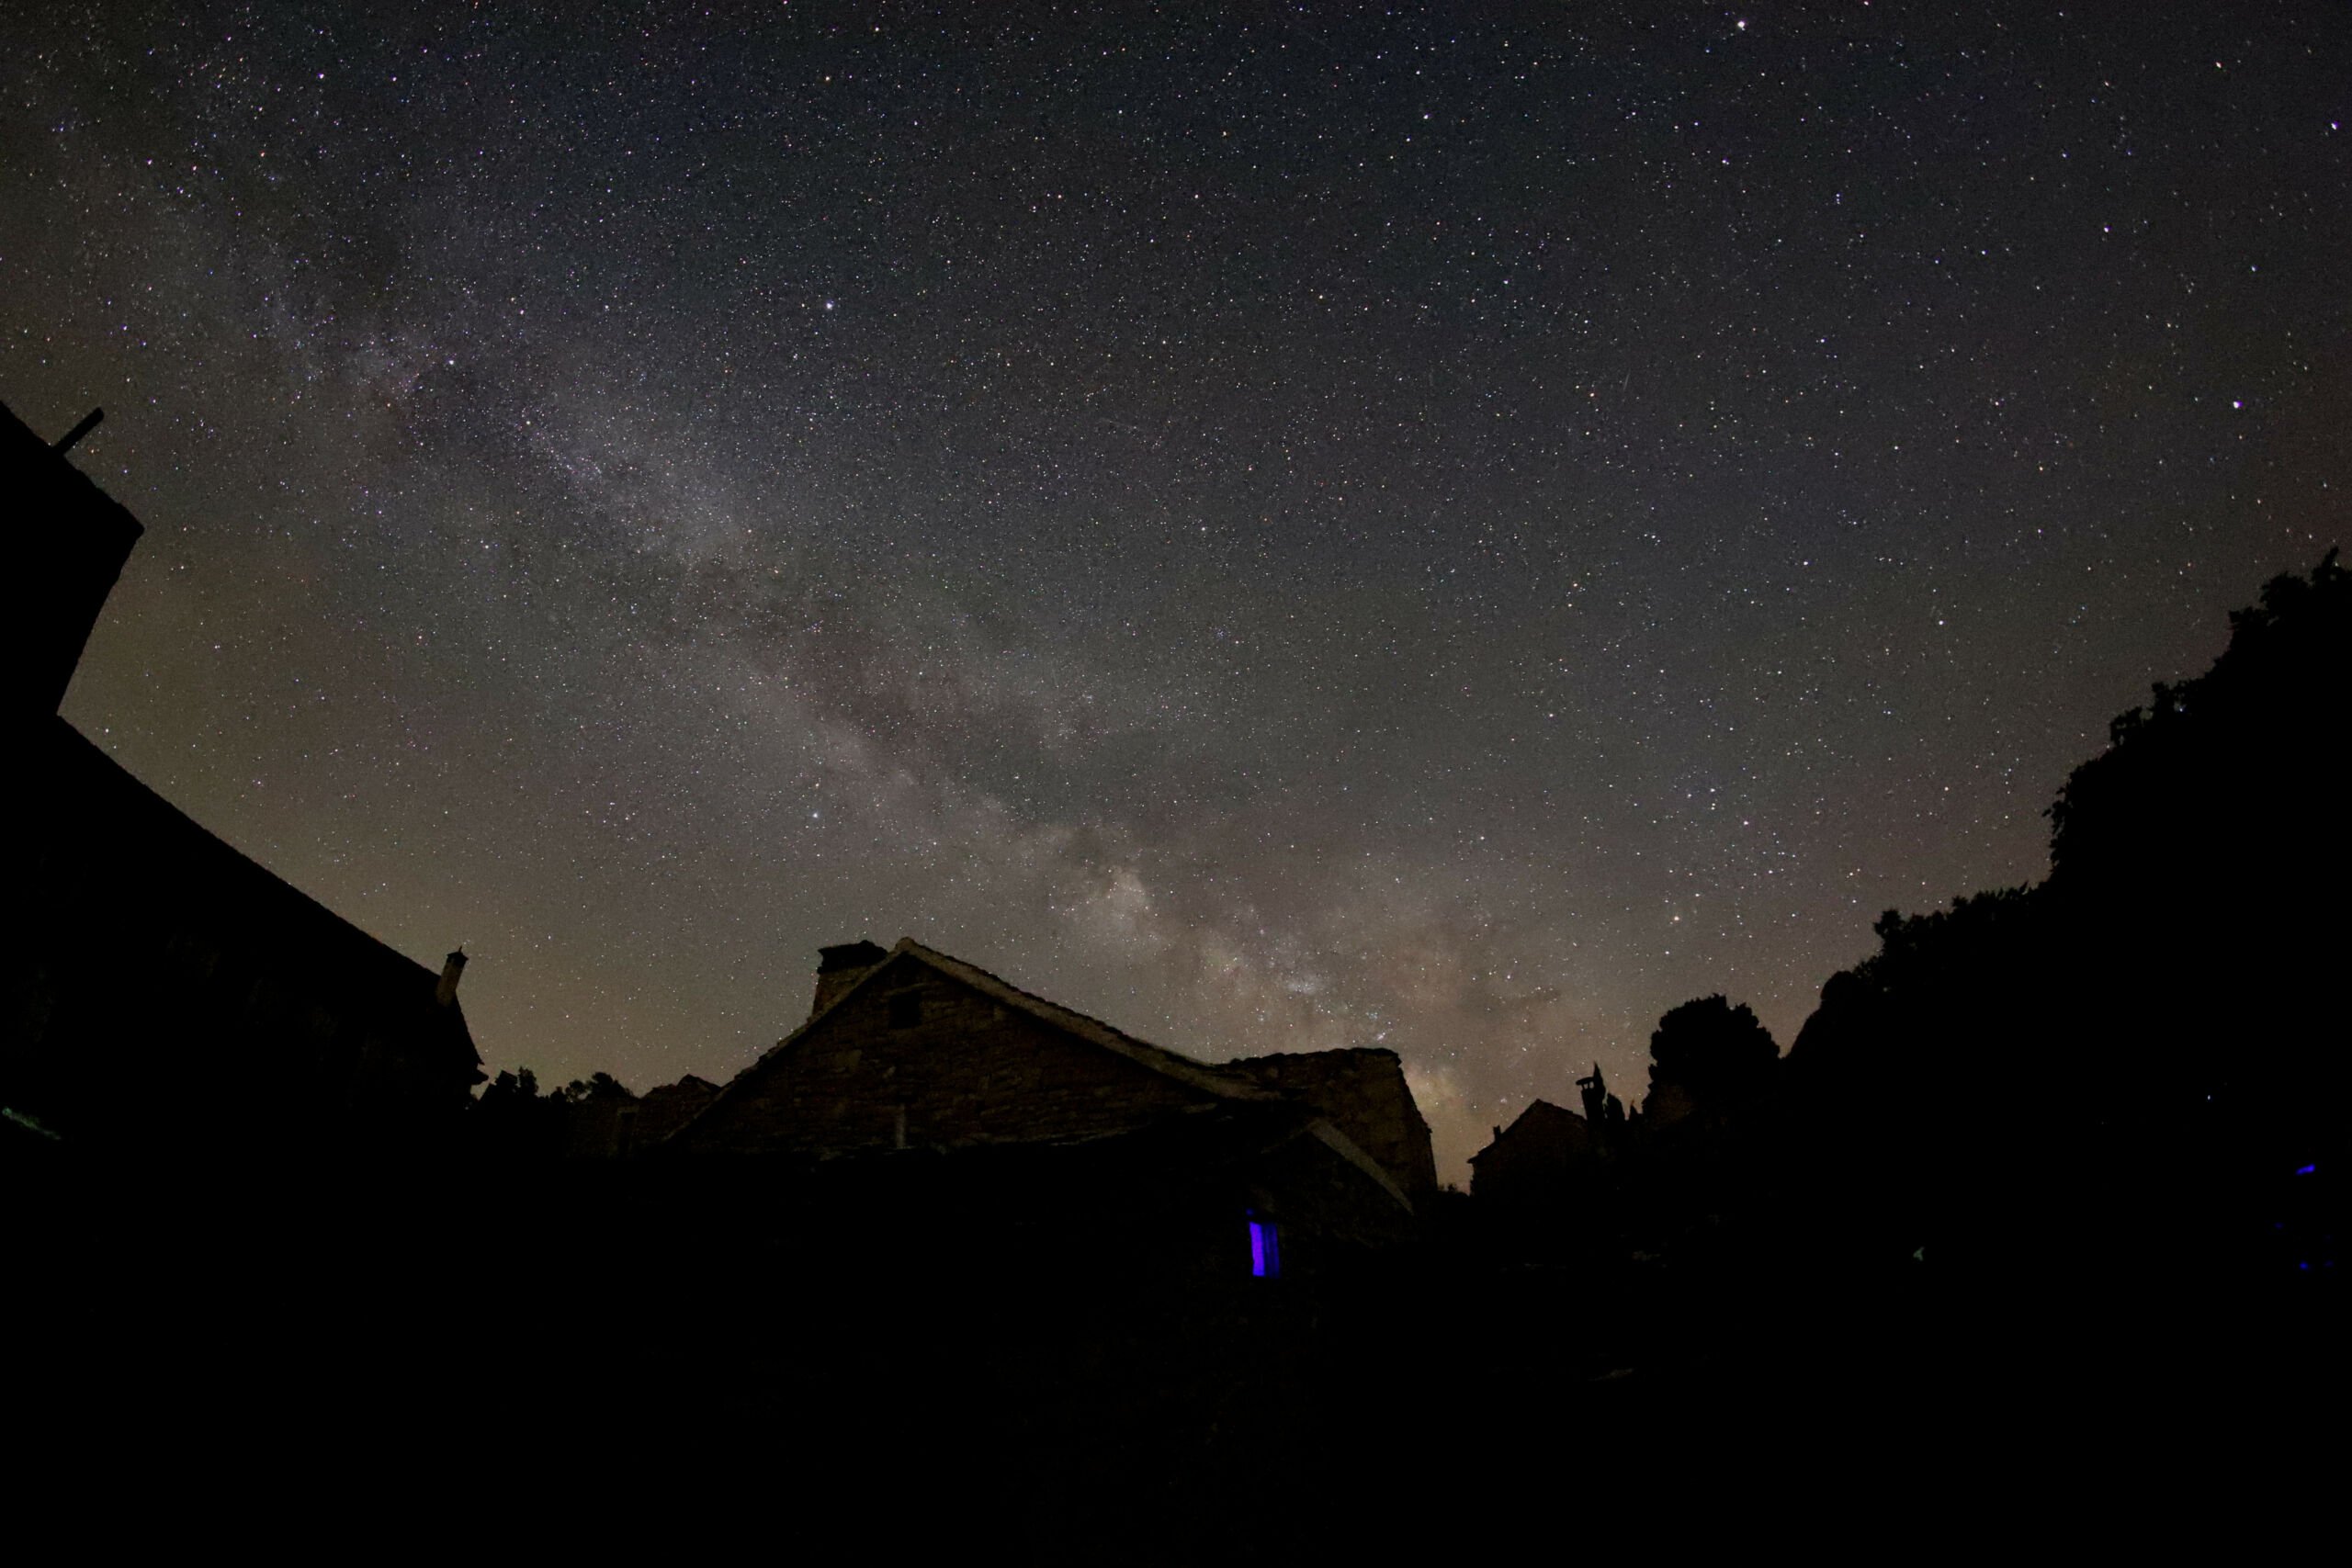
[888,990,922,1029]
[1247,1212,1282,1280]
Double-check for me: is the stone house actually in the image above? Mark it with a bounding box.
[3,398,483,1151]
[665,938,1438,1276]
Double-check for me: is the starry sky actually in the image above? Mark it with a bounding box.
[6,3,2346,1179]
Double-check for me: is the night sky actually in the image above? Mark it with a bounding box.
[6,4,2345,1179]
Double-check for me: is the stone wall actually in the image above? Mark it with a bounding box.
[1222,1048,1439,1203]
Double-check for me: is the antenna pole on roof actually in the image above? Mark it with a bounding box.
[52,408,104,454]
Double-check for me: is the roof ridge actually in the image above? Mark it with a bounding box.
[1226,1044,1401,1065]
[891,939,1273,1103]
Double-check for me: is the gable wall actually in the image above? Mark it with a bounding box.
[681,962,1220,1156]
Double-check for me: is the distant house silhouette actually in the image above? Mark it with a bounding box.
[2,399,482,1151]
[631,1071,720,1145]
[1469,1098,1604,1207]
[548,1070,722,1158]
[665,938,1437,1275]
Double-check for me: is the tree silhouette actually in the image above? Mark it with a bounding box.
[558,1071,635,1104]
[2043,547,2351,1137]
[1776,548,2351,1279]
[480,1066,542,1107]
[2050,547,2348,892]
[472,1066,568,1156]
[1645,995,1779,1117]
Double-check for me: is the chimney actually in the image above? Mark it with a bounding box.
[812,940,889,1018]
[436,949,468,1007]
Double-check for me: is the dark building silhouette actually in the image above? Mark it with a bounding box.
[537,1068,721,1157]
[2,398,483,1151]
[630,1071,720,1145]
[1469,1097,1603,1207]
[5,402,140,718]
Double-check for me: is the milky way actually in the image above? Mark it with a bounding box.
[6,4,2345,1176]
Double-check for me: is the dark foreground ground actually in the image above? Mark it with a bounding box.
[11,1143,2337,1559]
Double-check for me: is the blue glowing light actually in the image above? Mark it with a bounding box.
[2294,1164,2316,1175]
[1248,1218,1281,1279]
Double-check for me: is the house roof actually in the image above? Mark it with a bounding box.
[1468,1098,1587,1164]
[32,715,481,1076]
[684,937,1279,1136]
[648,1074,719,1097]
[888,939,1274,1103]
